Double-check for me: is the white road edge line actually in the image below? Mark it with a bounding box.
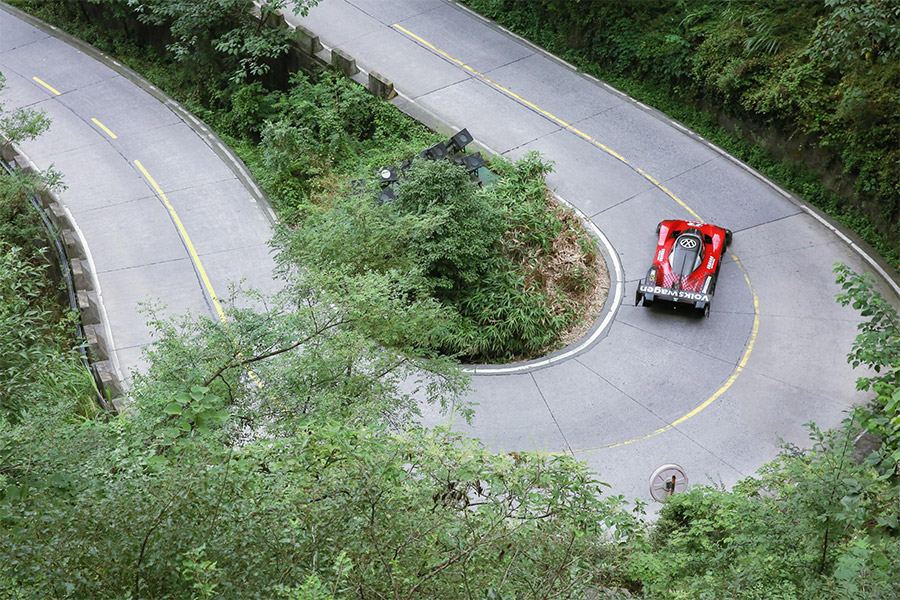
[679,127,900,300]
[800,205,900,298]
[466,191,624,375]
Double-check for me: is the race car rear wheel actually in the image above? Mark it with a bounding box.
[724,229,733,252]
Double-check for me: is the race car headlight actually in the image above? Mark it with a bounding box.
[702,276,712,294]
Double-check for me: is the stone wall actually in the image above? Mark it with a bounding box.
[1,142,122,411]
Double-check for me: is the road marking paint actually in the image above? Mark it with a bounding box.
[134,159,227,323]
[392,25,763,443]
[33,76,61,96]
[568,254,761,454]
[393,24,703,221]
[135,160,266,389]
[91,118,118,139]
[799,205,900,298]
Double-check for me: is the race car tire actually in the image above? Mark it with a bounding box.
[656,222,662,236]
[724,229,733,252]
[695,302,710,318]
[642,296,655,308]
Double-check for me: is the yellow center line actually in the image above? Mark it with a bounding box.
[134,160,265,390]
[33,76,61,96]
[393,24,703,222]
[91,118,118,139]
[134,159,227,323]
[545,254,760,455]
[584,256,761,452]
[391,24,761,449]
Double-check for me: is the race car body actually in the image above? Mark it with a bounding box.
[635,219,732,316]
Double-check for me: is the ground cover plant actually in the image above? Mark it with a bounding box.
[460,0,900,268]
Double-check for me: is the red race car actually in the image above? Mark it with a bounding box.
[634,219,732,317]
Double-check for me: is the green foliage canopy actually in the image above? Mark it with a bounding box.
[834,264,900,475]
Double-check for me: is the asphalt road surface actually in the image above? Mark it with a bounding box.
[0,5,282,384]
[290,0,900,503]
[1,1,897,505]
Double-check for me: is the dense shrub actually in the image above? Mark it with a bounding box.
[281,152,598,362]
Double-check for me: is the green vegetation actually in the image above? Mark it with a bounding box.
[630,427,900,599]
[0,87,97,424]
[280,151,602,361]
[3,252,897,597]
[460,0,900,267]
[835,265,900,475]
[8,0,603,362]
[2,2,899,598]
[2,388,632,597]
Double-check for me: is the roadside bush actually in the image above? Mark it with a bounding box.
[628,423,900,600]
[394,158,504,293]
[834,264,900,475]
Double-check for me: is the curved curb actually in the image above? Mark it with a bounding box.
[463,191,623,375]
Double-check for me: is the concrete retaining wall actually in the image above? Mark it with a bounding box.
[1,141,123,409]
[249,1,396,99]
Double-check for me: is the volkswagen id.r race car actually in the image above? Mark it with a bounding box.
[634,219,732,317]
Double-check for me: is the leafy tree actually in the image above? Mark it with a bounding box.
[125,0,320,82]
[279,152,596,362]
[808,0,900,67]
[1,393,633,598]
[130,276,469,436]
[393,157,505,294]
[834,264,900,474]
[628,423,900,600]
[1,267,629,598]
